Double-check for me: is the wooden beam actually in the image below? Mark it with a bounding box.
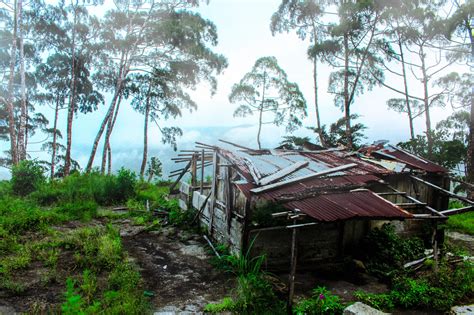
[200,149,205,194]
[440,206,474,216]
[395,202,427,208]
[209,150,218,236]
[410,176,474,205]
[377,192,407,196]
[218,139,256,151]
[251,163,357,194]
[169,160,192,192]
[259,161,309,186]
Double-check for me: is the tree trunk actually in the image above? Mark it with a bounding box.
[420,45,432,157]
[100,91,123,174]
[64,4,78,176]
[6,0,18,165]
[107,142,112,175]
[140,87,152,178]
[17,0,26,161]
[101,116,113,174]
[313,56,326,147]
[343,33,353,149]
[50,96,60,179]
[399,39,415,140]
[257,72,266,150]
[466,20,474,198]
[86,80,124,172]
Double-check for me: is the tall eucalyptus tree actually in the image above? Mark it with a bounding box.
[271,0,332,146]
[229,56,307,149]
[86,0,227,172]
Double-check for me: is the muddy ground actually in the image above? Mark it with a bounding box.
[122,225,232,312]
[0,220,232,314]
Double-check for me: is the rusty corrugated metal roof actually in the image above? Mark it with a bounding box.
[285,190,412,222]
[378,147,448,173]
[359,144,448,174]
[219,143,433,222]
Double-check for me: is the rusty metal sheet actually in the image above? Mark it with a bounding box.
[378,147,448,173]
[285,190,412,222]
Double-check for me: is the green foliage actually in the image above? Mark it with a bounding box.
[204,297,235,313]
[11,160,46,196]
[0,246,31,275]
[354,262,474,312]
[56,201,98,221]
[252,202,287,227]
[62,278,85,315]
[63,225,123,270]
[309,114,367,149]
[353,291,394,311]
[446,208,474,235]
[33,170,137,207]
[229,56,307,148]
[360,224,425,277]
[207,238,284,314]
[294,286,345,315]
[0,196,68,235]
[168,202,194,226]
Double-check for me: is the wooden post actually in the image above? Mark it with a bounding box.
[432,222,438,272]
[209,151,218,236]
[287,214,298,314]
[191,154,197,188]
[200,149,205,194]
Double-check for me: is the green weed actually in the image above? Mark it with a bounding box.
[294,286,345,315]
[446,211,474,235]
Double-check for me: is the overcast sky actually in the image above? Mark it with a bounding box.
[0,0,463,179]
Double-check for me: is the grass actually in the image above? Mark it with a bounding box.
[0,166,174,312]
[446,212,474,235]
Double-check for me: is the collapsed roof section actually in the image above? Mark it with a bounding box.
[170,140,453,223]
[220,144,416,222]
[359,143,448,174]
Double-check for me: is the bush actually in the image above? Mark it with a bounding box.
[294,287,345,315]
[63,225,123,270]
[354,261,474,312]
[32,170,139,207]
[11,160,45,196]
[56,201,98,221]
[206,239,284,314]
[360,224,425,276]
[0,197,68,235]
[353,290,394,311]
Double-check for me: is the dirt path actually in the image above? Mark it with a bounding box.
[122,227,232,313]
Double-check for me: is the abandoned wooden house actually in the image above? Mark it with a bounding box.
[169,140,473,270]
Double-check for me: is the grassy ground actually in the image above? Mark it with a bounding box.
[446,212,474,235]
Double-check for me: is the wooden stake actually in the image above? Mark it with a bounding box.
[287,214,298,314]
[200,149,205,194]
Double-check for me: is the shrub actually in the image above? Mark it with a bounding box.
[206,238,284,314]
[115,168,137,202]
[354,261,474,312]
[294,287,345,315]
[360,224,424,276]
[63,225,123,270]
[353,290,394,311]
[0,197,68,234]
[11,160,45,196]
[56,201,98,221]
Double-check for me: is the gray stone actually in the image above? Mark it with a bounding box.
[343,302,390,315]
[451,305,474,314]
[0,305,17,315]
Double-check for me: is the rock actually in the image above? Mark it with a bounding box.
[343,302,390,315]
[451,304,474,314]
[352,260,367,273]
[0,305,18,315]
